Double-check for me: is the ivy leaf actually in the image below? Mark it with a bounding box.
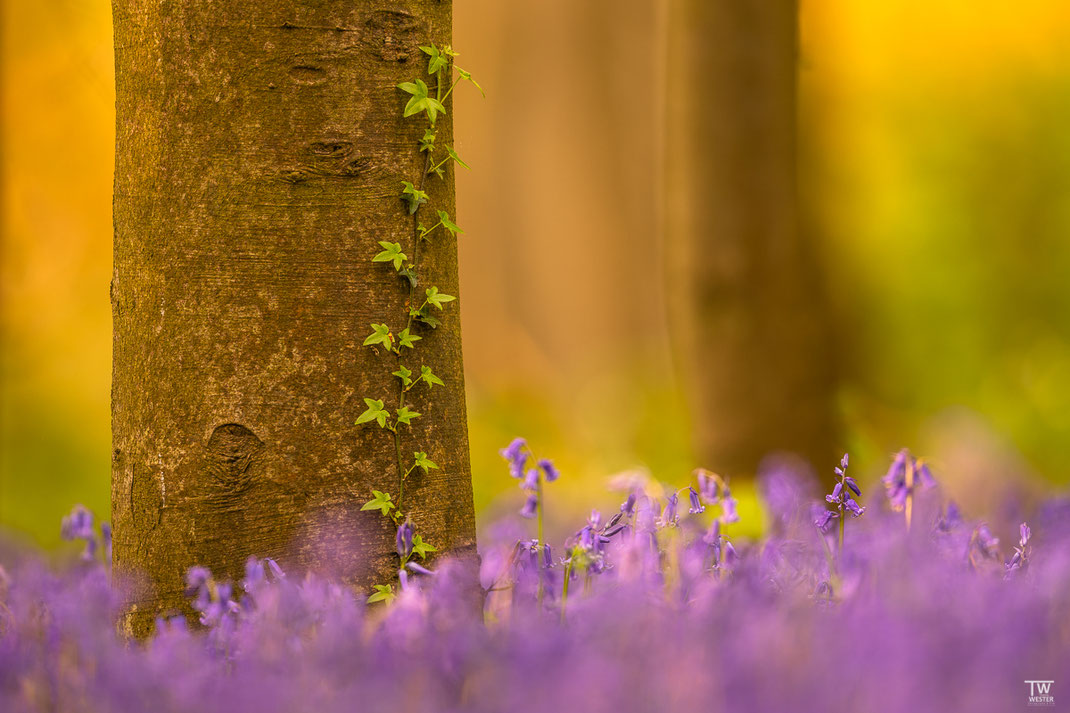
[446,145,470,170]
[398,267,418,289]
[401,181,428,215]
[413,451,439,473]
[411,534,437,560]
[420,365,445,389]
[414,307,441,329]
[457,67,485,97]
[425,286,456,310]
[392,365,413,387]
[360,490,394,515]
[397,327,421,349]
[396,406,421,426]
[367,583,396,604]
[396,78,446,124]
[355,398,388,428]
[372,241,407,271]
[362,323,393,349]
[436,210,462,237]
[420,44,450,75]
[419,128,437,153]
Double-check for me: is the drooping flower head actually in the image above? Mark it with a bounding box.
[882,448,937,511]
[396,519,414,558]
[500,437,528,479]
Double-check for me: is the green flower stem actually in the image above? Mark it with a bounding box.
[560,556,574,623]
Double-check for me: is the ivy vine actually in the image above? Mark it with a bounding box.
[357,43,482,605]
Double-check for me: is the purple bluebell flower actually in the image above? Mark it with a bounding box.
[500,437,528,479]
[1007,522,1032,573]
[972,523,1001,560]
[538,458,560,482]
[396,520,414,558]
[697,470,718,502]
[520,493,538,519]
[936,501,962,532]
[522,468,539,491]
[61,505,98,560]
[101,521,112,563]
[882,449,936,513]
[265,558,285,580]
[621,491,637,515]
[688,486,705,514]
[662,492,679,527]
[406,561,435,576]
[587,510,602,530]
[815,508,838,532]
[821,453,863,528]
[720,486,740,524]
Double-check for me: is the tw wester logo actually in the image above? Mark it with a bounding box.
[1025,680,1054,707]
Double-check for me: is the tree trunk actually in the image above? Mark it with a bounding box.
[111,0,476,631]
[665,0,838,475]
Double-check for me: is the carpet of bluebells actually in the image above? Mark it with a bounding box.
[2,444,1069,713]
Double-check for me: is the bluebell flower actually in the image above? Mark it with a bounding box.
[522,468,539,492]
[520,494,538,519]
[396,520,414,558]
[538,458,560,482]
[720,486,740,524]
[265,558,285,580]
[814,508,838,532]
[500,437,528,479]
[406,561,434,576]
[1007,522,1032,572]
[662,493,679,527]
[621,491,637,515]
[882,449,936,513]
[688,487,705,514]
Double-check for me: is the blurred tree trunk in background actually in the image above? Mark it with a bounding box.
[665,0,838,475]
[112,0,476,632]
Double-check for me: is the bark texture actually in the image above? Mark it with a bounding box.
[665,0,838,475]
[112,0,475,631]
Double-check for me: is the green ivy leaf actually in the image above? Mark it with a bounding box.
[362,323,392,349]
[355,398,388,428]
[425,286,456,310]
[360,490,394,515]
[419,128,437,153]
[372,241,407,271]
[396,406,421,426]
[420,44,450,75]
[411,534,437,560]
[456,67,485,97]
[396,77,446,124]
[436,210,462,236]
[413,451,439,473]
[397,327,421,349]
[398,268,418,289]
[367,583,396,604]
[414,307,441,329]
[392,365,413,387]
[446,145,470,170]
[401,181,428,215]
[420,365,445,389]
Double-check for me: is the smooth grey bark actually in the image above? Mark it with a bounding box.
[112,0,476,632]
[665,0,838,475]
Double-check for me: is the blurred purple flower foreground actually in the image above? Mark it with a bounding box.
[2,451,1070,713]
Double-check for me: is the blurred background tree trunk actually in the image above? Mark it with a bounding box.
[665,0,838,476]
[111,0,476,632]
